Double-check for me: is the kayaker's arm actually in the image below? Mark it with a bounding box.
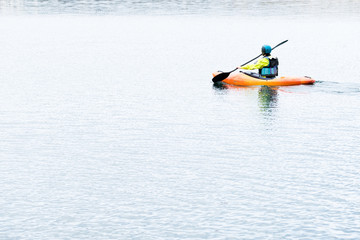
[238,58,269,70]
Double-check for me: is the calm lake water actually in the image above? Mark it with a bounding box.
[1,1,360,239]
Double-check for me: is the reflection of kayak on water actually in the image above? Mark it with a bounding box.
[212,71,315,86]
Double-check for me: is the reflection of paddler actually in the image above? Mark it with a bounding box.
[258,86,278,109]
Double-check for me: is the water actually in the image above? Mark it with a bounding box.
[1,1,360,239]
[1,0,360,18]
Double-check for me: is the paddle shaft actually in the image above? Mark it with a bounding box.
[212,40,288,83]
[240,40,288,67]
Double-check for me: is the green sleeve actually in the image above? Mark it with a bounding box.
[241,58,270,70]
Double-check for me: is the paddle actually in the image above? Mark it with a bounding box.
[212,40,288,83]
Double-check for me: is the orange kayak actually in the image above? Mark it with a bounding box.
[212,71,315,86]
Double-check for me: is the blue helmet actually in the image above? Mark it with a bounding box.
[261,45,272,54]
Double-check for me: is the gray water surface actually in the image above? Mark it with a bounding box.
[1,0,360,18]
[1,1,360,239]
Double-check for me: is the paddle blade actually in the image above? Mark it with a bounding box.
[212,72,231,82]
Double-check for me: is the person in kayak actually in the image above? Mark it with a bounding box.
[238,45,279,78]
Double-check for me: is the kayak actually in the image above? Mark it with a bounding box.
[212,71,315,86]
